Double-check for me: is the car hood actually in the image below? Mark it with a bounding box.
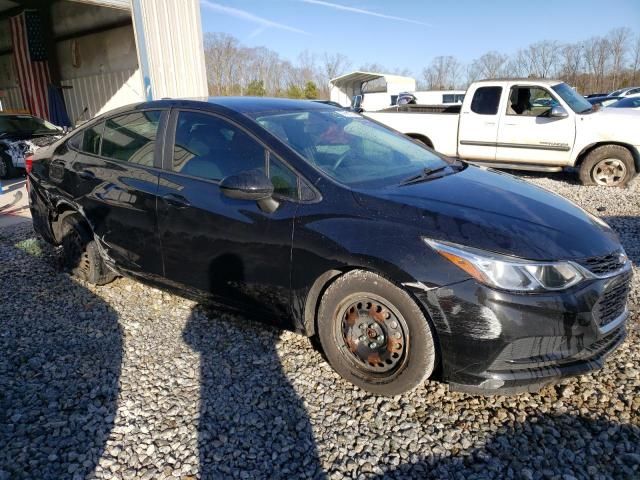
[352,165,621,260]
[580,108,640,144]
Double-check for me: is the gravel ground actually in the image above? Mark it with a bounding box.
[0,172,638,480]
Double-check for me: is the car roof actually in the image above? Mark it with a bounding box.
[106,97,337,118]
[473,78,563,86]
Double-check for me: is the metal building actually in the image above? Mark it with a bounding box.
[0,0,208,125]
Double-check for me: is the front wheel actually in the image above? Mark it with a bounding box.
[317,270,436,396]
[579,145,635,187]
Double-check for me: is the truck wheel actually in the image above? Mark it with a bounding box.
[579,145,635,187]
[0,155,17,179]
[317,270,436,396]
[60,215,117,285]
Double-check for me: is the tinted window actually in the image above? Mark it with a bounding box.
[627,88,640,95]
[68,131,83,150]
[172,111,265,181]
[470,87,502,115]
[82,122,104,155]
[269,156,298,198]
[101,111,161,166]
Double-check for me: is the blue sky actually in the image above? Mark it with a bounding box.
[200,0,640,74]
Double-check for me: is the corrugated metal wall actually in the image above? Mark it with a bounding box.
[1,87,25,111]
[132,0,208,99]
[61,68,143,124]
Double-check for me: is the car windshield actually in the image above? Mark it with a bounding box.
[609,97,640,108]
[251,109,450,186]
[552,83,593,113]
[0,115,60,135]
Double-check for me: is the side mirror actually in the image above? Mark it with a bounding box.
[220,170,279,213]
[550,105,568,118]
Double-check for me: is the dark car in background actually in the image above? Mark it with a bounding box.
[0,113,62,179]
[27,98,632,396]
[587,96,623,108]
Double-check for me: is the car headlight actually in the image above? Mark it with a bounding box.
[424,239,584,292]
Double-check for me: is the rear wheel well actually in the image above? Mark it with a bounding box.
[406,133,434,149]
[51,205,87,244]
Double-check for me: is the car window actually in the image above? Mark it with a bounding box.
[82,121,104,156]
[172,111,265,181]
[507,86,558,117]
[67,131,83,150]
[470,87,502,115]
[627,88,640,95]
[269,156,298,198]
[101,111,161,166]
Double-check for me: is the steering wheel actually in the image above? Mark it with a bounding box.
[331,150,350,171]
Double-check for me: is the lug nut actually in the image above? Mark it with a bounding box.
[377,335,384,342]
[390,321,398,328]
[359,335,366,342]
[394,332,401,339]
[369,342,378,349]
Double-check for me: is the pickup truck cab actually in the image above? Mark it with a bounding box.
[367,79,640,187]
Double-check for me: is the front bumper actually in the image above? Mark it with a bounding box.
[412,266,632,395]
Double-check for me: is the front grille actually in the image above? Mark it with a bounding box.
[594,270,632,327]
[578,251,627,276]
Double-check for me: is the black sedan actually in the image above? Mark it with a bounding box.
[27,98,631,395]
[0,113,62,178]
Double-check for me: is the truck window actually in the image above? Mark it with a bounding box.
[507,86,558,117]
[470,87,502,115]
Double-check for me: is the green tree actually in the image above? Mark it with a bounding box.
[246,79,266,96]
[303,81,319,99]
[285,84,304,99]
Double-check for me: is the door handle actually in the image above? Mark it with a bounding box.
[162,193,191,208]
[78,170,95,180]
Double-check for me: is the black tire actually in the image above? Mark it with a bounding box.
[317,270,436,396]
[579,145,635,187]
[60,215,117,285]
[0,155,18,179]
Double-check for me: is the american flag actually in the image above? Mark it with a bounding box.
[10,11,51,120]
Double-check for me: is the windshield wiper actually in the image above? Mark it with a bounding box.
[399,162,462,186]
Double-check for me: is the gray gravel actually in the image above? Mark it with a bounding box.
[0,171,638,480]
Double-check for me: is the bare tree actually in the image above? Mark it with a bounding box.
[582,36,612,92]
[633,34,640,84]
[527,40,561,78]
[558,43,583,89]
[422,56,461,89]
[608,27,632,89]
[470,51,509,79]
[322,53,351,82]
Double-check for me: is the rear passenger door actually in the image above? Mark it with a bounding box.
[69,109,166,278]
[156,109,300,322]
[457,85,503,161]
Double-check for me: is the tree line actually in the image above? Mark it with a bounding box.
[204,27,640,99]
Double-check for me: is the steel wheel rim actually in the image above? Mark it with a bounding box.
[593,158,627,186]
[335,293,408,376]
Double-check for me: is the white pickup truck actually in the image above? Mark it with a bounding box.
[366,79,640,187]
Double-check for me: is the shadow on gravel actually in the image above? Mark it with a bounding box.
[0,228,122,479]
[183,305,324,480]
[371,414,640,479]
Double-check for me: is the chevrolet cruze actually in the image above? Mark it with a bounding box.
[28,98,632,395]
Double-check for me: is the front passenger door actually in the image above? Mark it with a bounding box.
[156,110,300,322]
